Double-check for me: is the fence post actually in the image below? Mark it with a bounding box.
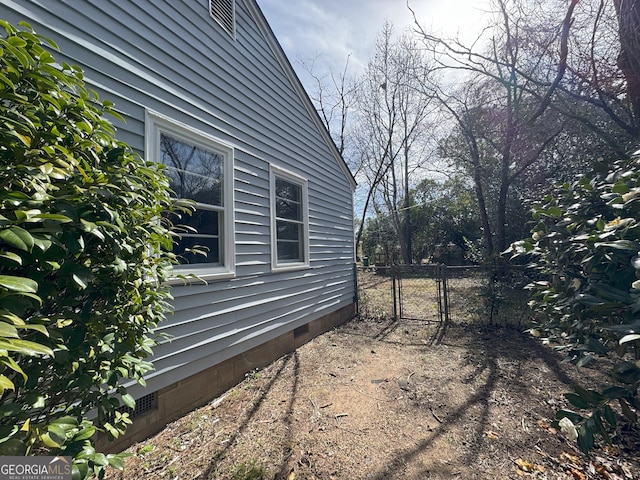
[436,264,443,324]
[392,267,398,322]
[354,263,359,317]
[442,263,450,325]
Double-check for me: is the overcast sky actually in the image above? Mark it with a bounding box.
[259,0,489,90]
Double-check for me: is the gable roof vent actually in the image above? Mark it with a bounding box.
[210,0,235,37]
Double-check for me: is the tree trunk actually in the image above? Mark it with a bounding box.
[468,136,494,256]
[403,122,412,264]
[614,0,640,126]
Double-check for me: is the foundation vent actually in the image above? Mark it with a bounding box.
[104,391,157,424]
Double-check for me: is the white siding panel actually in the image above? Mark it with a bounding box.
[3,0,355,399]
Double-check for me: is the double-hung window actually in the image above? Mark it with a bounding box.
[270,166,309,271]
[146,110,234,281]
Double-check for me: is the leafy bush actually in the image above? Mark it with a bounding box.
[0,20,179,477]
[510,153,640,452]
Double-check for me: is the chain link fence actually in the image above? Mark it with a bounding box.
[356,263,534,328]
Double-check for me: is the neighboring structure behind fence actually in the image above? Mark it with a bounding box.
[357,264,533,328]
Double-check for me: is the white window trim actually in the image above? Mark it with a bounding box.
[145,110,235,283]
[270,165,310,272]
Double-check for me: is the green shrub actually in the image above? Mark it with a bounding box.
[0,20,180,478]
[510,153,640,452]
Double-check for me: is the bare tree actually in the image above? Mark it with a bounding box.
[539,0,638,156]
[412,0,576,256]
[301,55,358,160]
[353,22,437,264]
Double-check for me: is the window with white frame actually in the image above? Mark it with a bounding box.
[270,166,309,270]
[146,111,234,280]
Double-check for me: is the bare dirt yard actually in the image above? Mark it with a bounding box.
[106,316,640,479]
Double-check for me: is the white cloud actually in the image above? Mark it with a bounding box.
[259,0,489,90]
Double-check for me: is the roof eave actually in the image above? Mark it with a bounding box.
[243,0,357,191]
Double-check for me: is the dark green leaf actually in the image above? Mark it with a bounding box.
[602,386,628,400]
[72,425,96,442]
[592,411,611,444]
[576,354,595,367]
[47,423,67,445]
[88,453,108,466]
[0,438,27,455]
[72,461,89,480]
[574,386,604,405]
[577,421,595,453]
[0,226,34,251]
[603,404,617,427]
[106,453,128,470]
[556,409,584,423]
[565,392,590,409]
[0,275,38,293]
[619,398,638,422]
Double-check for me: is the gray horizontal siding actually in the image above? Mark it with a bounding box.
[3,0,355,398]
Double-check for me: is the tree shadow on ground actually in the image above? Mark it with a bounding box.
[348,315,445,348]
[194,317,601,480]
[196,352,301,480]
[343,319,594,479]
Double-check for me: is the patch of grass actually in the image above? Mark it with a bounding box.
[231,459,266,480]
[137,444,155,456]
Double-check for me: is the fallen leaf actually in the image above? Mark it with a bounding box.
[537,420,550,429]
[515,458,545,474]
[561,451,580,463]
[287,469,295,480]
[536,419,557,434]
[570,468,586,480]
[515,459,535,472]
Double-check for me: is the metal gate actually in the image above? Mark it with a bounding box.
[357,264,531,327]
[356,265,449,323]
[394,265,448,324]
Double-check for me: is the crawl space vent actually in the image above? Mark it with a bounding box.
[104,391,157,425]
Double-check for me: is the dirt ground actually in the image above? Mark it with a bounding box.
[106,317,639,480]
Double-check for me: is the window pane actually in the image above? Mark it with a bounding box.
[276,220,302,261]
[276,179,300,202]
[276,198,300,221]
[183,209,219,236]
[276,220,300,241]
[174,236,220,265]
[277,240,302,261]
[160,133,223,206]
